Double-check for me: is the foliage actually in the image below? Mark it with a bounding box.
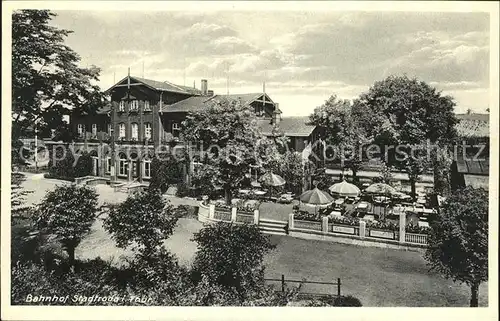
[103,190,180,254]
[35,184,98,267]
[352,75,458,198]
[11,172,33,216]
[149,156,184,193]
[309,95,367,178]
[12,10,105,142]
[191,222,276,303]
[425,186,488,307]
[305,295,363,307]
[73,152,93,177]
[328,215,360,226]
[176,181,191,198]
[377,162,394,184]
[182,99,262,205]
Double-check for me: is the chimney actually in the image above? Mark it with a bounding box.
[273,103,281,125]
[201,79,208,95]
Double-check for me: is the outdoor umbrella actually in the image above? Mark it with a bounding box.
[299,187,334,215]
[259,172,286,198]
[364,183,396,195]
[328,180,361,197]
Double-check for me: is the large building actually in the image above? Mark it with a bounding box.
[52,75,318,183]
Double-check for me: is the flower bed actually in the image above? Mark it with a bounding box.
[406,223,432,235]
[365,220,399,231]
[328,215,359,226]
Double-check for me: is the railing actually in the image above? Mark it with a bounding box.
[214,210,232,222]
[405,232,428,245]
[294,219,322,231]
[236,213,254,224]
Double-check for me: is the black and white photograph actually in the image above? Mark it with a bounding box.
[1,1,498,320]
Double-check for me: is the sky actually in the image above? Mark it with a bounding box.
[51,10,490,116]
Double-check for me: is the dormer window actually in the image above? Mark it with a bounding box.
[172,122,180,137]
[130,100,139,111]
[144,100,151,111]
[119,101,125,112]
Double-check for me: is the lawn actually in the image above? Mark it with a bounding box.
[17,174,488,307]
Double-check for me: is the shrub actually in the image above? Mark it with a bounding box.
[176,181,191,198]
[73,152,92,177]
[150,156,184,193]
[175,205,199,219]
[329,215,359,226]
[104,189,180,254]
[333,295,363,306]
[191,222,276,303]
[35,184,98,268]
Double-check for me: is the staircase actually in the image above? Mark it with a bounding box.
[258,218,288,236]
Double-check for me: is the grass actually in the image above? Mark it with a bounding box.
[18,173,488,307]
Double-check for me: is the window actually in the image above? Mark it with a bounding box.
[144,123,152,139]
[131,123,139,140]
[119,101,125,112]
[144,100,151,111]
[172,122,180,137]
[143,160,151,178]
[77,124,85,136]
[91,124,97,136]
[106,157,112,173]
[107,124,113,136]
[119,156,128,176]
[130,100,139,111]
[119,123,126,138]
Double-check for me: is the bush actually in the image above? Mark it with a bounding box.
[333,295,363,306]
[176,181,191,198]
[150,156,184,193]
[175,205,199,219]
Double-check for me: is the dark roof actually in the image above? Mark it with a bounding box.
[455,113,489,137]
[456,158,489,175]
[106,76,202,95]
[162,93,272,113]
[162,96,214,113]
[257,116,316,137]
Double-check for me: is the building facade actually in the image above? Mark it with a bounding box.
[47,75,318,183]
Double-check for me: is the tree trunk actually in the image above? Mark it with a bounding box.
[352,168,358,182]
[470,283,479,307]
[67,246,76,272]
[225,188,232,206]
[410,178,416,200]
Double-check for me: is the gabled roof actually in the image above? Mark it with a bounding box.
[257,116,316,137]
[162,93,273,113]
[105,76,202,95]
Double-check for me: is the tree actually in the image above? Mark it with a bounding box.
[149,155,184,193]
[12,10,105,145]
[103,190,180,255]
[310,95,367,180]
[353,75,458,198]
[191,222,276,303]
[425,187,488,307]
[36,185,98,268]
[377,162,394,184]
[182,99,262,205]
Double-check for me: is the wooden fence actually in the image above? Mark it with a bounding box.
[265,274,341,298]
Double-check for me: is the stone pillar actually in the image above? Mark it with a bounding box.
[399,213,406,243]
[322,216,329,233]
[209,204,215,219]
[231,207,237,222]
[138,158,143,183]
[254,209,260,225]
[359,221,366,238]
[288,213,294,229]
